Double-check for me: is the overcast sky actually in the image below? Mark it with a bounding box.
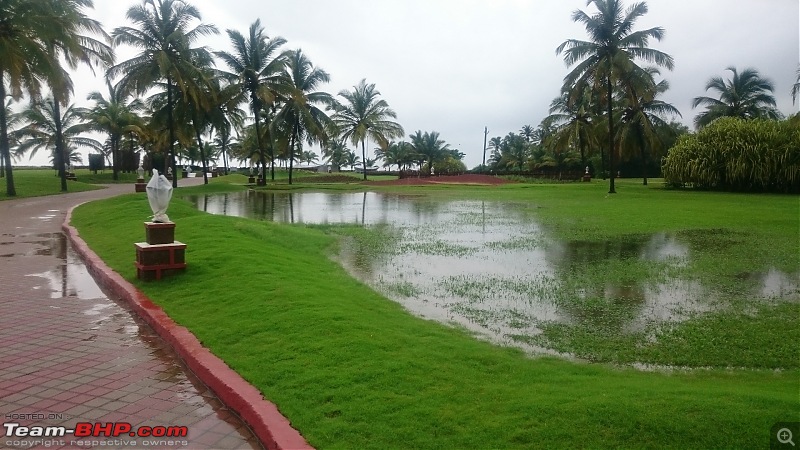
[21,0,800,168]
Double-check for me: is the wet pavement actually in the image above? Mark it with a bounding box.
[0,181,261,449]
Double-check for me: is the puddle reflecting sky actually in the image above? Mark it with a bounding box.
[23,233,107,300]
[187,191,800,352]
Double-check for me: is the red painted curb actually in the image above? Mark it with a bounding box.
[63,205,313,450]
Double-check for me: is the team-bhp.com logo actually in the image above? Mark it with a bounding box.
[3,422,188,438]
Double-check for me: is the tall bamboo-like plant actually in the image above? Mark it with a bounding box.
[109,0,217,187]
[662,117,799,193]
[557,0,673,193]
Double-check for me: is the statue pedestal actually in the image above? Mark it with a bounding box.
[135,178,146,192]
[66,172,77,181]
[135,242,186,281]
[582,174,591,182]
[257,178,266,186]
[136,222,186,280]
[248,176,255,184]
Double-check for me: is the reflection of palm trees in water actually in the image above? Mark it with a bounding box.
[288,194,294,224]
[361,191,367,226]
[547,238,648,331]
[57,233,67,298]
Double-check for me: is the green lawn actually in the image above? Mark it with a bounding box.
[71,179,799,449]
[0,168,103,199]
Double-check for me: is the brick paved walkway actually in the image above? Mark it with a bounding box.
[0,180,261,449]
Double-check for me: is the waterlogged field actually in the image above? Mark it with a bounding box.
[187,189,799,369]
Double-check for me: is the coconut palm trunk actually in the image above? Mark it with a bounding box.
[361,139,368,180]
[288,122,297,185]
[0,79,16,196]
[253,104,267,181]
[167,77,177,187]
[607,76,616,193]
[52,99,67,192]
[194,128,208,185]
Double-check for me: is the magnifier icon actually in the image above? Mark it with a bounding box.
[778,428,795,446]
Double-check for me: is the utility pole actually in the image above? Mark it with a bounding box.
[482,126,489,171]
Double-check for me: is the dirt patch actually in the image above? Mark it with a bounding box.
[364,174,513,186]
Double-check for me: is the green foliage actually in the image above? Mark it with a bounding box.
[88,153,105,173]
[432,156,467,174]
[662,117,800,192]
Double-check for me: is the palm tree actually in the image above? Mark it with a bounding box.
[410,130,450,175]
[300,150,318,165]
[792,66,800,105]
[109,0,218,187]
[487,136,503,170]
[274,49,333,184]
[375,140,415,171]
[692,66,781,128]
[546,87,596,168]
[519,125,535,143]
[500,132,529,171]
[343,150,360,171]
[45,0,113,192]
[617,68,681,185]
[557,0,674,193]
[0,0,111,195]
[215,19,287,181]
[0,99,24,177]
[322,138,351,171]
[86,80,144,181]
[14,97,103,167]
[213,94,245,175]
[332,79,404,180]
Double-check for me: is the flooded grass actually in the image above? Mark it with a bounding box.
[185,186,799,369]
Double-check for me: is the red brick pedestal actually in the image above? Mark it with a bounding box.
[135,178,146,192]
[136,222,186,280]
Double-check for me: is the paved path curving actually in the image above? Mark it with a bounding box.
[0,179,262,449]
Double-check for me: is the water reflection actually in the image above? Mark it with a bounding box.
[186,191,799,353]
[22,233,107,300]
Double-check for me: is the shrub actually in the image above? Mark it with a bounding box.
[88,153,105,174]
[662,117,800,193]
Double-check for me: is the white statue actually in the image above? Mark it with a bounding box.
[146,169,173,223]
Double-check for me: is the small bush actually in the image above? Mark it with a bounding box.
[88,153,105,174]
[662,117,800,193]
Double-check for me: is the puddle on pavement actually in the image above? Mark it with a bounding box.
[187,191,800,355]
[23,233,107,300]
